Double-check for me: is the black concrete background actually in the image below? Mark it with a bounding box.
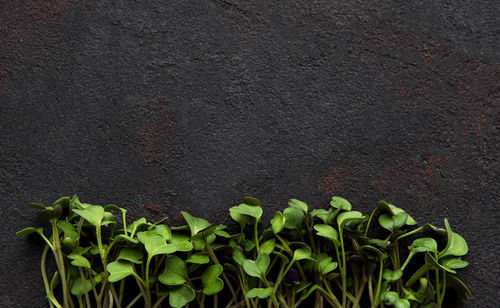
[1,0,498,307]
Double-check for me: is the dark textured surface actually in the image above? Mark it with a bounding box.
[1,0,499,307]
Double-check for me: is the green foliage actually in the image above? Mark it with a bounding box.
[17,195,470,308]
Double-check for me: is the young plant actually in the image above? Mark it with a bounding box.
[18,195,470,308]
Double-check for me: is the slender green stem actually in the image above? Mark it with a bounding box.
[317,286,342,308]
[79,268,92,308]
[406,265,430,288]
[371,256,384,308]
[263,278,279,308]
[364,208,378,236]
[51,220,71,308]
[109,284,121,308]
[438,271,447,307]
[254,221,260,254]
[339,230,347,307]
[152,295,168,308]
[41,245,56,308]
[352,278,366,308]
[126,293,143,308]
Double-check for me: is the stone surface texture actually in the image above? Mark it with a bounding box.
[1,0,498,307]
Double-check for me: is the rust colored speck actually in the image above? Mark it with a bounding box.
[131,98,175,165]
[320,167,348,196]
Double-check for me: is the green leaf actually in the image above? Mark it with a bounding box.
[158,255,188,286]
[260,239,275,255]
[330,197,352,211]
[117,247,143,264]
[28,203,46,210]
[377,201,417,225]
[201,264,224,295]
[186,252,210,264]
[243,196,261,207]
[378,212,407,232]
[289,199,308,213]
[148,224,171,241]
[382,291,399,305]
[127,217,148,234]
[314,224,338,241]
[310,209,330,223]
[181,211,211,236]
[440,257,469,269]
[16,227,44,237]
[40,204,63,221]
[169,285,195,308]
[283,207,304,229]
[214,225,231,238]
[271,211,286,234]
[137,231,186,257]
[316,253,338,275]
[394,299,411,308]
[106,261,137,282]
[53,197,70,207]
[73,205,105,227]
[337,211,365,231]
[230,203,263,221]
[70,277,92,296]
[439,219,468,258]
[293,247,314,261]
[233,249,246,266]
[409,237,438,253]
[383,269,403,282]
[243,253,270,279]
[246,287,273,299]
[424,252,456,274]
[241,239,256,252]
[67,254,91,269]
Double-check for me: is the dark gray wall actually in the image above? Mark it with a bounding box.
[1,0,498,307]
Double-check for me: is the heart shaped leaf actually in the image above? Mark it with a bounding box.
[230,203,263,222]
[117,247,143,264]
[107,261,137,282]
[378,212,407,232]
[158,255,188,286]
[314,224,338,242]
[67,254,91,269]
[181,211,211,236]
[316,253,338,275]
[271,211,286,234]
[246,287,273,299]
[337,211,365,231]
[260,239,275,255]
[377,201,417,225]
[409,237,438,253]
[383,269,403,282]
[283,207,304,229]
[73,205,104,227]
[440,257,469,269]
[330,197,352,211]
[201,264,224,295]
[293,247,314,261]
[186,252,210,264]
[70,276,92,296]
[169,284,195,308]
[288,199,308,213]
[243,253,270,279]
